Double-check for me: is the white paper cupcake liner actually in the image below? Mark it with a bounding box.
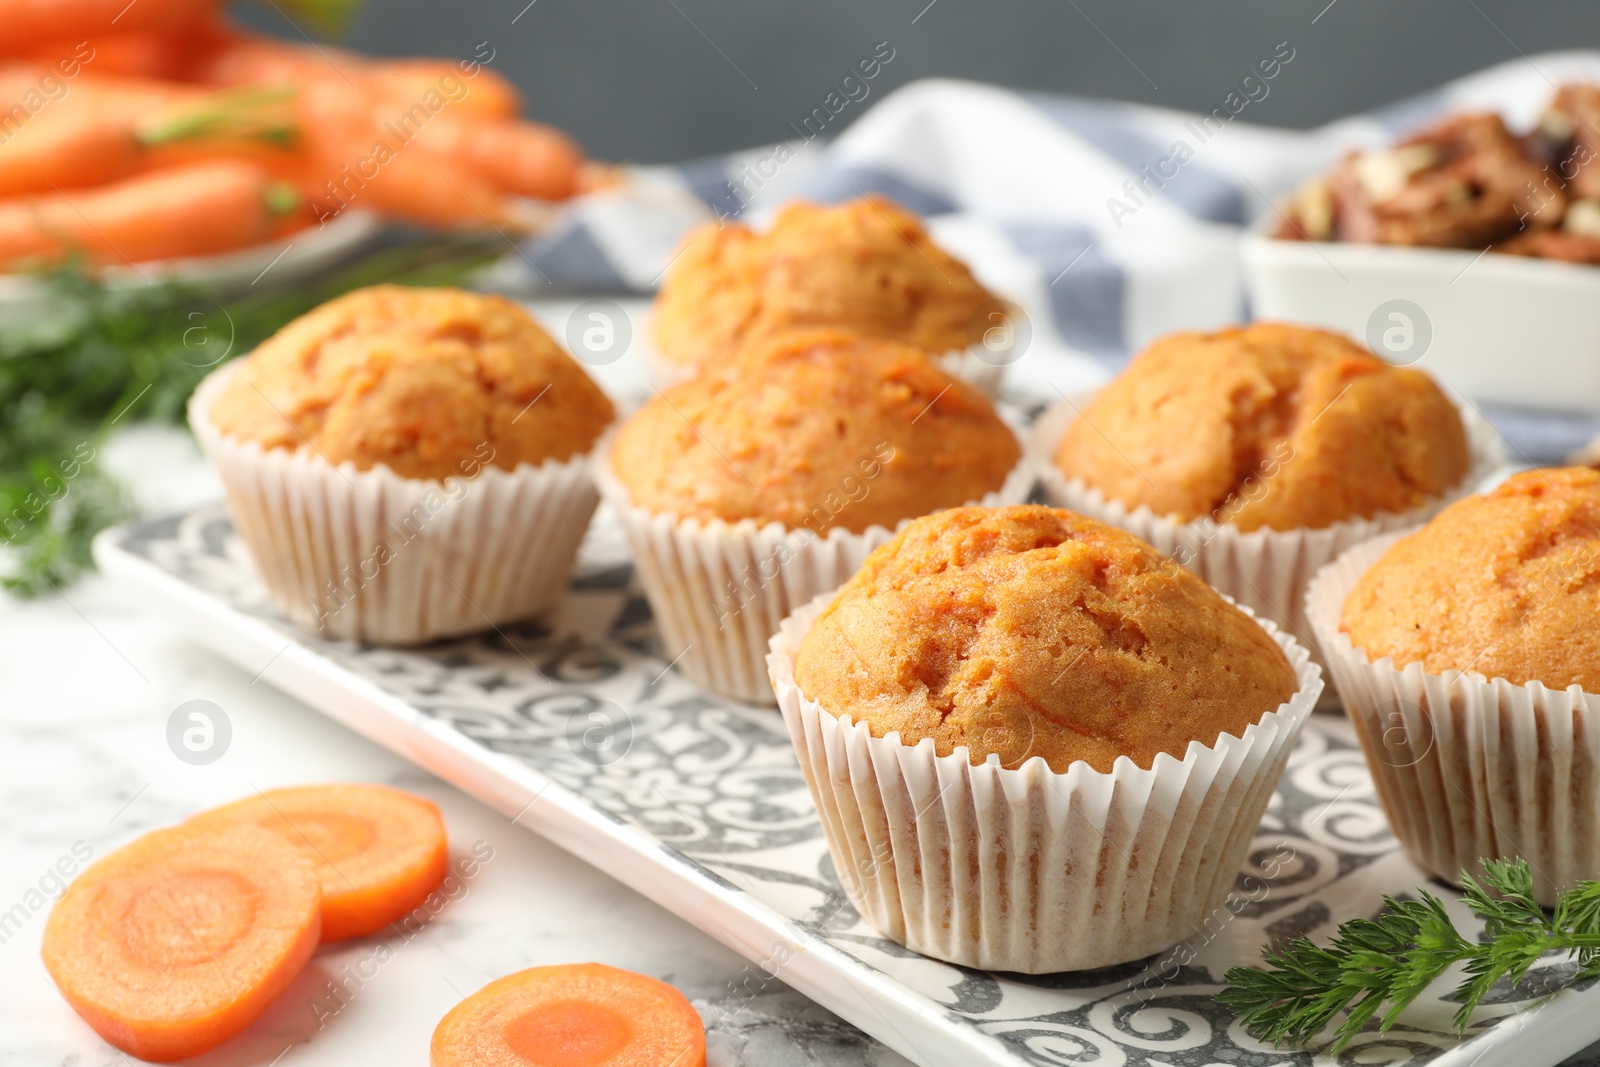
[767,592,1322,973]
[593,426,1036,705]
[931,345,1006,397]
[1030,393,1504,680]
[1307,534,1600,906]
[190,362,605,646]
[643,342,1005,397]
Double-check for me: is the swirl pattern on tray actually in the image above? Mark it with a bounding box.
[111,505,1594,1067]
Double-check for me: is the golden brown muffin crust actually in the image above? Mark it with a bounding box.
[1054,322,1471,531]
[651,196,998,369]
[1342,467,1600,690]
[209,285,615,480]
[794,505,1299,773]
[609,328,1020,534]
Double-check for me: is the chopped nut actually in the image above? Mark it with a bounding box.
[1290,179,1334,240]
[1541,107,1577,142]
[1565,198,1600,237]
[1353,144,1439,202]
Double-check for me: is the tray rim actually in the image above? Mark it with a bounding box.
[91,522,1017,1067]
[91,515,1600,1067]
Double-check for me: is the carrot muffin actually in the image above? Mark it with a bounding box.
[1341,467,1600,690]
[211,285,614,479]
[1309,467,1600,905]
[770,505,1319,971]
[1053,323,1471,532]
[597,328,1032,704]
[1038,321,1495,683]
[612,328,1019,533]
[651,196,999,375]
[192,285,613,644]
[794,505,1297,773]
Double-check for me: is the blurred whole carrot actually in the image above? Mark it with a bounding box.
[0,115,140,196]
[193,33,522,120]
[20,24,227,80]
[1,25,591,251]
[366,57,522,119]
[0,76,296,197]
[0,159,292,267]
[400,113,583,201]
[288,76,583,214]
[308,146,517,230]
[0,0,219,46]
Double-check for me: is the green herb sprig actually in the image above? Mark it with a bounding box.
[0,236,502,596]
[1220,859,1600,1052]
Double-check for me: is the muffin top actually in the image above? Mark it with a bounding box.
[1341,467,1600,690]
[651,196,997,369]
[609,329,1020,534]
[793,505,1299,773]
[1053,323,1471,531]
[210,285,615,480]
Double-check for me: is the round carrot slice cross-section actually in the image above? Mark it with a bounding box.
[432,963,707,1067]
[41,822,321,1063]
[189,783,449,942]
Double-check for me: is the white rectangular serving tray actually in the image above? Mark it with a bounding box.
[95,504,1600,1067]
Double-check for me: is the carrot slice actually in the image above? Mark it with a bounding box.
[40,822,321,1063]
[189,783,449,942]
[431,964,707,1067]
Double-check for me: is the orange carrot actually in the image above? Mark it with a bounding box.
[368,59,522,119]
[0,82,296,197]
[403,115,584,201]
[41,822,321,1063]
[431,964,708,1067]
[196,33,521,119]
[189,783,449,942]
[309,147,523,230]
[0,159,288,267]
[0,114,141,196]
[191,33,359,94]
[140,134,314,183]
[71,70,213,119]
[21,25,226,80]
[0,0,219,46]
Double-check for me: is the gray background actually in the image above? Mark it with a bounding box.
[240,0,1600,162]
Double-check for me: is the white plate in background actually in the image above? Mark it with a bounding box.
[0,208,383,315]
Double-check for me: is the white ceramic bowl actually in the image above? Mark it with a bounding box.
[1240,232,1600,414]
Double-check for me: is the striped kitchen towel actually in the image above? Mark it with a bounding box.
[511,50,1600,463]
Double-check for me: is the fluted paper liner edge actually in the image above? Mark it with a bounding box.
[190,361,603,645]
[592,423,1036,705]
[1306,532,1600,907]
[767,592,1322,972]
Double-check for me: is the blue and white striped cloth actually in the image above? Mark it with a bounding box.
[514,51,1600,463]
